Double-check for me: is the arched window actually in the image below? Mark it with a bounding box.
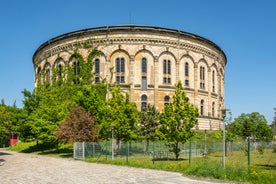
[37,67,42,82]
[58,64,62,77]
[95,59,100,83]
[73,61,80,76]
[45,68,50,83]
[212,70,215,93]
[185,62,189,87]
[200,66,205,89]
[72,61,80,85]
[95,59,100,73]
[163,59,171,84]
[212,102,215,117]
[164,95,170,106]
[163,59,171,74]
[141,95,147,109]
[116,57,125,83]
[200,99,204,116]
[141,58,147,73]
[185,62,189,77]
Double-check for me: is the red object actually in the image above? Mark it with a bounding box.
[9,134,18,146]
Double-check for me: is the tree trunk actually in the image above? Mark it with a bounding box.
[146,138,149,153]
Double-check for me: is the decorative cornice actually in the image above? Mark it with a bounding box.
[34,37,225,66]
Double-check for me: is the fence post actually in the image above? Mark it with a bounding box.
[73,142,76,159]
[105,141,108,160]
[126,142,129,163]
[189,139,192,165]
[248,137,251,173]
[152,142,155,164]
[92,143,95,157]
[82,142,85,160]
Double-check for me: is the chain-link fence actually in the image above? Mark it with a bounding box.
[74,140,276,169]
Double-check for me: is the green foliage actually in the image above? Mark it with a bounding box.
[0,105,10,143]
[0,103,26,145]
[73,84,106,118]
[257,142,266,155]
[272,145,276,153]
[21,46,104,146]
[23,85,74,144]
[228,112,274,141]
[138,104,159,140]
[157,81,199,160]
[138,104,160,152]
[270,108,276,139]
[99,86,139,143]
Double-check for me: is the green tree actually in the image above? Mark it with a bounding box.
[228,112,274,141]
[73,84,106,118]
[25,85,73,145]
[157,81,199,160]
[0,105,10,145]
[138,104,159,152]
[0,103,26,146]
[56,105,99,143]
[272,108,276,136]
[99,86,139,148]
[21,45,103,146]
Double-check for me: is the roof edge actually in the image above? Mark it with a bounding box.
[33,25,227,64]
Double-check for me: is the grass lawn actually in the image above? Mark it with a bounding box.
[86,149,276,184]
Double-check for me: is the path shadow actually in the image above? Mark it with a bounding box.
[0,151,12,156]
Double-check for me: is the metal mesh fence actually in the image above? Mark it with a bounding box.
[74,140,276,170]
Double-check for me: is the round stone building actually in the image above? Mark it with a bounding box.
[33,25,227,130]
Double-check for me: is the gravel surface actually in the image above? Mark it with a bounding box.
[0,149,237,184]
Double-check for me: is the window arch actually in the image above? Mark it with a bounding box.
[164,95,170,106]
[116,57,125,83]
[141,95,147,109]
[200,99,204,116]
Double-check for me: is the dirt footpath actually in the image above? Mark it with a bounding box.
[0,149,236,184]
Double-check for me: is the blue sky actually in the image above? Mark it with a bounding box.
[0,0,275,123]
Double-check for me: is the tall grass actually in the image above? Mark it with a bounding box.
[86,152,276,184]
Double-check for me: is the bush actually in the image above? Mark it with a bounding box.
[257,144,265,155]
[272,145,276,153]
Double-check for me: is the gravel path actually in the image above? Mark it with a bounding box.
[0,149,236,184]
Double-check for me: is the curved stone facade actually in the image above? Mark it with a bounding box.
[33,25,227,130]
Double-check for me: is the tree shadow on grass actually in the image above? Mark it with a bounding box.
[19,143,73,158]
[255,163,276,170]
[152,158,187,161]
